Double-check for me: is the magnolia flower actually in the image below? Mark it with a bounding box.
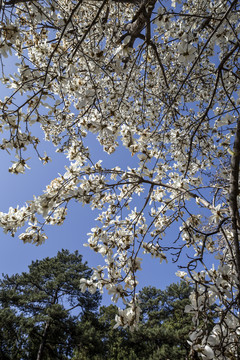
[114,303,141,330]
[80,278,97,294]
[171,0,181,7]
[209,204,224,224]
[9,158,30,174]
[178,41,196,64]
[106,284,124,303]
[175,270,187,279]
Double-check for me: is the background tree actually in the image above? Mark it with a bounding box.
[0,307,27,360]
[71,311,106,360]
[0,269,194,360]
[0,249,101,360]
[87,281,195,360]
[132,282,194,359]
[0,0,239,357]
[97,304,133,360]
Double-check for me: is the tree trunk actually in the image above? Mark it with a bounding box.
[229,118,240,303]
[36,321,50,360]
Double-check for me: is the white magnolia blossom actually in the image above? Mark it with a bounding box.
[113,298,141,331]
[0,0,240,357]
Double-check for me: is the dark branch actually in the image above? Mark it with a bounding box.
[229,118,240,301]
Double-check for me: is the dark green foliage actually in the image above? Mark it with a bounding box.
[132,281,194,359]
[73,281,194,360]
[97,305,132,360]
[0,249,101,360]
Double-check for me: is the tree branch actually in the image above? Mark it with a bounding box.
[229,118,240,299]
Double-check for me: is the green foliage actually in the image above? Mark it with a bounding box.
[98,305,131,360]
[73,281,194,360]
[134,281,193,359]
[0,249,101,360]
[127,282,193,360]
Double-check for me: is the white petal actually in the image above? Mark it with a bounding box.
[203,345,214,359]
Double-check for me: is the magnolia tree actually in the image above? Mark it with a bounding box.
[0,0,239,357]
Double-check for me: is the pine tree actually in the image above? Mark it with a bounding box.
[0,249,101,360]
[94,281,195,360]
